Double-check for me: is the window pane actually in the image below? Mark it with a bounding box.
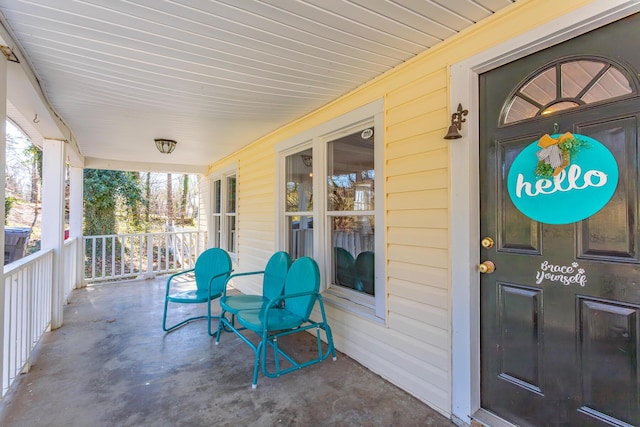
[504,96,539,124]
[213,179,221,214]
[327,129,374,211]
[331,215,375,295]
[226,216,236,253]
[582,67,633,104]
[561,60,605,98]
[541,101,580,115]
[226,175,236,213]
[287,215,313,259]
[286,148,313,212]
[520,67,556,106]
[213,216,221,247]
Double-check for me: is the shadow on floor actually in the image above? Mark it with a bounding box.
[0,278,454,427]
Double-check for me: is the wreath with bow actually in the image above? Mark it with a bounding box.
[535,132,588,178]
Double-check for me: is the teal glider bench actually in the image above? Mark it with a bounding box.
[216,256,336,388]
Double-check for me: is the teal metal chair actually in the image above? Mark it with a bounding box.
[215,251,291,338]
[162,247,232,336]
[219,256,336,388]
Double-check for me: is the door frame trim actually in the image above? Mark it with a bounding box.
[449,1,640,424]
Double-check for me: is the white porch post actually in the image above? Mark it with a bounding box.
[69,166,84,288]
[41,139,66,329]
[0,52,7,392]
[199,175,210,250]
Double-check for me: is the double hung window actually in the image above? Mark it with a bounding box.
[211,170,237,257]
[278,100,384,319]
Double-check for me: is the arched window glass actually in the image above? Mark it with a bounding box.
[503,59,634,124]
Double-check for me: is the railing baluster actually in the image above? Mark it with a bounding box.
[80,230,206,283]
[90,238,96,280]
[100,238,106,279]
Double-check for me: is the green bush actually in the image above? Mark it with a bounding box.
[5,196,17,224]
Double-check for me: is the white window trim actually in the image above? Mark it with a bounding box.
[210,163,238,262]
[275,99,386,320]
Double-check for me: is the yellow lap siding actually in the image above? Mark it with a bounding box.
[388,188,448,210]
[386,130,448,160]
[387,168,448,193]
[387,148,448,177]
[389,311,451,352]
[388,209,448,229]
[389,294,449,330]
[388,245,448,269]
[386,108,449,142]
[389,277,448,308]
[388,227,448,249]
[388,260,448,290]
[386,88,448,125]
[387,68,448,108]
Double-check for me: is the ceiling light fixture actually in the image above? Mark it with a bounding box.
[155,139,177,154]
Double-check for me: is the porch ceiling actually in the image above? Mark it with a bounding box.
[0,1,516,171]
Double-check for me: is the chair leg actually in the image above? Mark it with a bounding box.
[162,297,170,331]
[207,297,220,337]
[215,310,227,344]
[252,340,264,389]
[163,299,214,333]
[324,323,337,361]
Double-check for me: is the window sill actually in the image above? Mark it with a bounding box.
[322,287,385,325]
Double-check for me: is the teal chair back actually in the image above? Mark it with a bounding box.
[356,251,374,295]
[334,247,357,288]
[283,257,320,320]
[263,251,292,300]
[195,248,232,295]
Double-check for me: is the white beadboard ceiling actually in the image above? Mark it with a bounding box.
[0,0,515,171]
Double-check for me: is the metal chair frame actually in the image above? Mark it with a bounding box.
[162,248,232,336]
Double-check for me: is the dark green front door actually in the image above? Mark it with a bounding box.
[480,13,640,427]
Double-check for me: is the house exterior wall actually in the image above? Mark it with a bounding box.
[206,0,597,417]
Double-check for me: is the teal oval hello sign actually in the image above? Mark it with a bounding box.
[507,133,618,224]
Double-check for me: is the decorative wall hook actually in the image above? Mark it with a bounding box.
[444,103,468,140]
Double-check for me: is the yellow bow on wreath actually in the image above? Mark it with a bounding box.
[536,132,574,177]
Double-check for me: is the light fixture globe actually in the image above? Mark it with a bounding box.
[154,138,177,154]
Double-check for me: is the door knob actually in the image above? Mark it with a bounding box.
[479,261,496,274]
[481,237,494,248]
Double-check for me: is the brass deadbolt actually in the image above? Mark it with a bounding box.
[481,237,494,248]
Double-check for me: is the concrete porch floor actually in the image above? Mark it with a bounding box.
[0,277,454,427]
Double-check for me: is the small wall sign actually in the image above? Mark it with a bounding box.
[507,133,618,224]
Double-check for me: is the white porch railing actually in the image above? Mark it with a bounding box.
[63,237,79,301]
[2,249,54,396]
[0,230,204,398]
[84,230,207,283]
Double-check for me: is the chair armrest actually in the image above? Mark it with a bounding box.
[228,270,266,280]
[165,268,196,294]
[223,270,265,296]
[208,269,234,294]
